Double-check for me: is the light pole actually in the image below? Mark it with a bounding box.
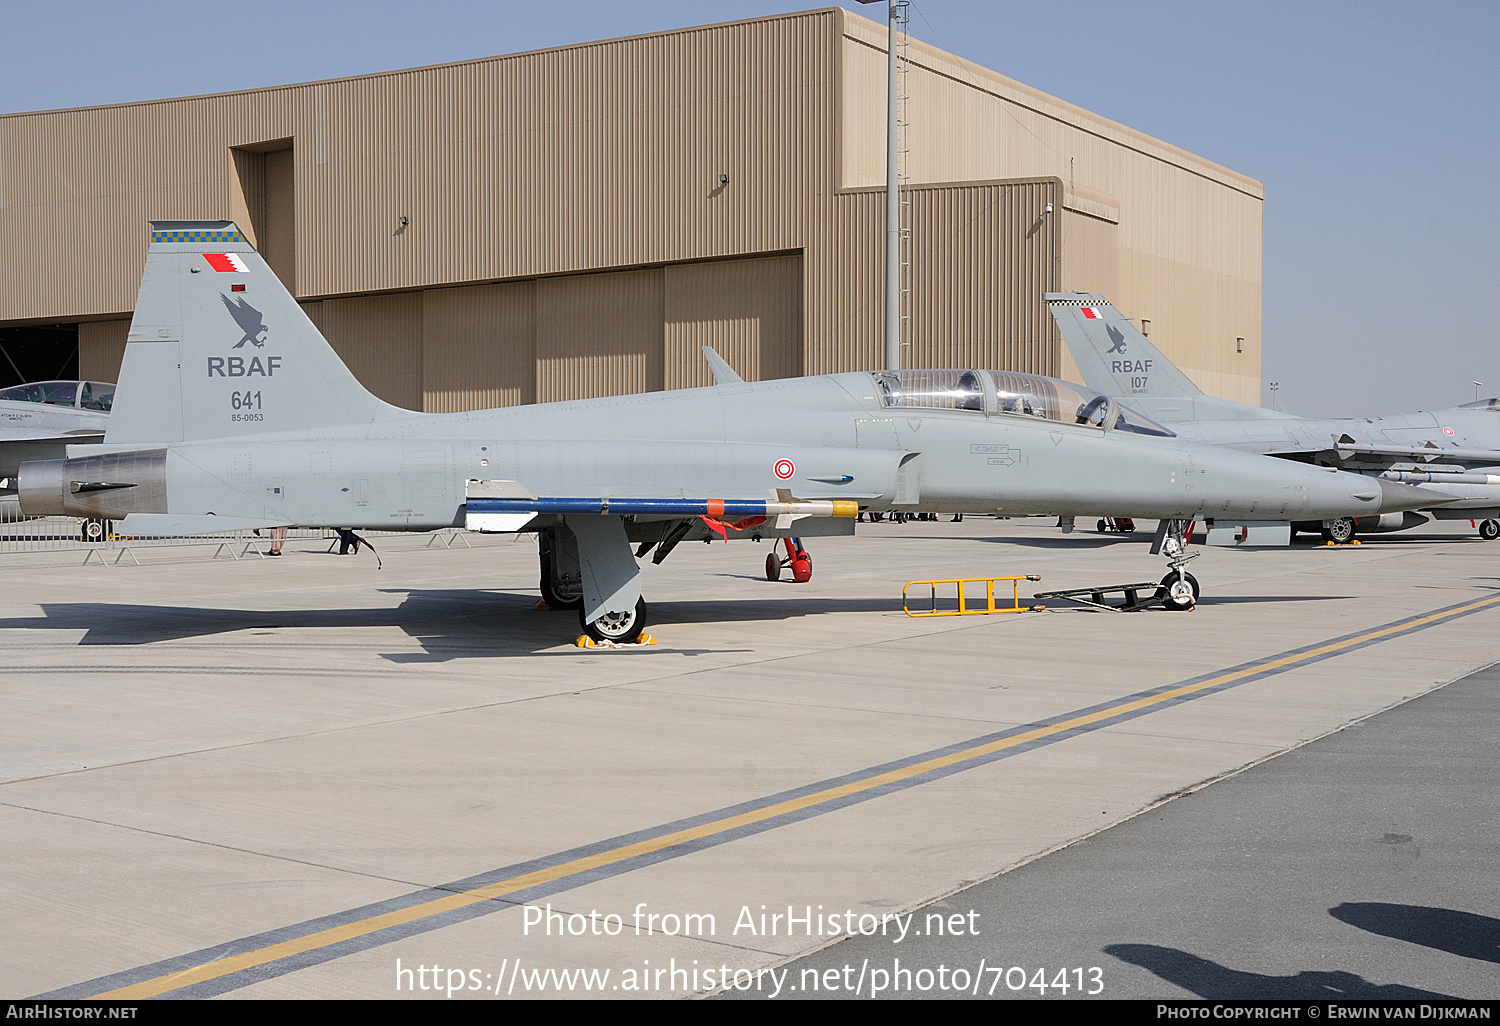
[857,0,902,371]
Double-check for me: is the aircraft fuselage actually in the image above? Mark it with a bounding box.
[33,372,1401,529]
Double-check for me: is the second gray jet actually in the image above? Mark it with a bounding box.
[1048,293,1500,543]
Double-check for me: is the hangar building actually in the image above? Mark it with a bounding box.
[0,7,1264,410]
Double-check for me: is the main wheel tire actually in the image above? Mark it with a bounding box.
[580,597,648,643]
[1326,517,1357,544]
[765,552,781,581]
[81,518,108,544]
[1157,571,1200,611]
[1096,519,1108,533]
[1481,519,1500,541]
[539,555,583,610]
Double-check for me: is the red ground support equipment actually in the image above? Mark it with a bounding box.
[765,537,813,583]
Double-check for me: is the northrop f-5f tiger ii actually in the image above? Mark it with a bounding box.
[1047,292,1500,543]
[17,222,1437,639]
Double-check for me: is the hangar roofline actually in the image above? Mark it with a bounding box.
[0,8,846,121]
[2,6,1258,198]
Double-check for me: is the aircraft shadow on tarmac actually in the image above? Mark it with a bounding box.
[976,532,1490,550]
[0,590,906,661]
[1329,903,1500,964]
[977,535,1141,550]
[1103,944,1456,1000]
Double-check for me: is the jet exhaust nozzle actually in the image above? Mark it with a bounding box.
[18,450,168,519]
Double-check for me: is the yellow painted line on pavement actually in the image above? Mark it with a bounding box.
[93,591,1500,999]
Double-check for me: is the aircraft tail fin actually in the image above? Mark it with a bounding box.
[106,221,409,444]
[1044,292,1203,400]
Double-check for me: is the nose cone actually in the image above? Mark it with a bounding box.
[1295,467,1441,519]
[1184,445,1439,521]
[1376,477,1455,513]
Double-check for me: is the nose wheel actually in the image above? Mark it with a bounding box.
[1154,518,1201,611]
[1157,570,1200,611]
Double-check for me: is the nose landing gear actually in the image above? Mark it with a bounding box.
[1153,518,1200,611]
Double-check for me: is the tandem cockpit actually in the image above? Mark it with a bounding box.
[0,380,116,412]
[871,369,1175,437]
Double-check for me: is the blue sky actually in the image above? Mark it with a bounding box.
[4,1,1496,417]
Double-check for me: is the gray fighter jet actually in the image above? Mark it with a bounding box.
[1047,293,1500,543]
[0,379,113,481]
[16,223,1435,638]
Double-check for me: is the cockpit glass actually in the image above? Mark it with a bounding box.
[989,371,1104,425]
[0,380,78,406]
[1459,398,1500,412]
[79,381,115,411]
[871,368,1177,436]
[1111,404,1176,437]
[874,370,984,411]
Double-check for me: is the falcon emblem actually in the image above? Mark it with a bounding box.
[220,294,268,349]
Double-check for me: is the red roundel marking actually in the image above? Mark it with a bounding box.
[774,459,795,480]
[1443,426,1455,436]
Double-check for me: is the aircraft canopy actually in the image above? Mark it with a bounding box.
[0,380,115,411]
[872,369,1174,437]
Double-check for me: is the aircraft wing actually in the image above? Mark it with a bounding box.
[1267,437,1500,468]
[0,432,106,480]
[465,481,860,533]
[0,427,105,443]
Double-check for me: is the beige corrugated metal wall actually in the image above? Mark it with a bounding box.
[6,7,1264,407]
[536,268,665,403]
[806,178,1062,377]
[78,319,130,381]
[663,254,803,388]
[839,17,1263,402]
[422,281,535,411]
[1057,207,1120,386]
[229,148,266,251]
[263,147,296,291]
[303,292,423,409]
[0,11,832,319]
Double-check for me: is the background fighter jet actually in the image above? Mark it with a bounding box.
[16,223,1435,638]
[0,379,113,481]
[1047,293,1500,543]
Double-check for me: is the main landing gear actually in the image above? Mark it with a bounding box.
[1479,519,1499,541]
[765,537,812,583]
[579,596,648,644]
[1153,518,1201,612]
[538,527,583,610]
[1321,517,1357,544]
[538,522,649,644]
